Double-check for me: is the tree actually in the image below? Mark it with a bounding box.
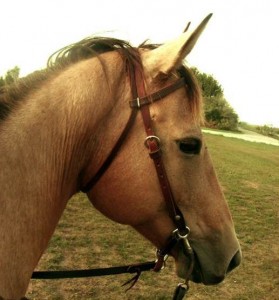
[256,125,279,139]
[191,67,239,131]
[0,76,4,88]
[204,96,239,130]
[191,67,223,98]
[0,66,20,87]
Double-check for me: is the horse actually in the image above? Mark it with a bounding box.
[0,14,241,299]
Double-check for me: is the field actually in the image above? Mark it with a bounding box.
[27,134,279,299]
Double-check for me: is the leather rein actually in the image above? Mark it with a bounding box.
[32,57,194,299]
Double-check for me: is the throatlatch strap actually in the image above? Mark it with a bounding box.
[81,108,138,193]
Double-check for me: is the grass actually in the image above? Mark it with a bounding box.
[27,134,279,299]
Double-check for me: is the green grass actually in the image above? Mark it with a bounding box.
[27,134,279,299]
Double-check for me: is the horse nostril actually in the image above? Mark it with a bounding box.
[227,250,242,273]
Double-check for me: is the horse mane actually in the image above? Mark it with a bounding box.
[0,37,202,123]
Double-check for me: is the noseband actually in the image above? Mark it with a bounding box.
[32,57,194,300]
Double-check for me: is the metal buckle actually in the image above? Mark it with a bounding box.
[172,227,190,240]
[136,97,141,108]
[173,282,189,300]
[129,97,142,108]
[144,135,161,153]
[173,227,193,256]
[155,249,169,270]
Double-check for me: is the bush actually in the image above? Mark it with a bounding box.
[191,67,239,131]
[204,96,239,131]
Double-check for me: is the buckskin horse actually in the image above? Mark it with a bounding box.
[0,14,241,299]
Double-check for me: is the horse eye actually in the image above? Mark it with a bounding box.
[177,138,202,155]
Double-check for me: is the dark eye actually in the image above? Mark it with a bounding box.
[177,138,202,155]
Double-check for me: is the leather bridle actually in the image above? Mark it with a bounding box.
[125,59,194,276]
[32,54,194,299]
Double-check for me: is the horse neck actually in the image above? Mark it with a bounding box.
[0,53,129,297]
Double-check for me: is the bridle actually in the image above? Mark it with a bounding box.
[32,54,194,300]
[128,59,195,299]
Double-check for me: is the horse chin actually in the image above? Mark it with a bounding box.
[175,244,225,286]
[175,247,202,284]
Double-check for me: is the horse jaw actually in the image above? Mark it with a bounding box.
[141,14,213,80]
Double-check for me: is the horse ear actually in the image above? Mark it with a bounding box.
[142,13,213,80]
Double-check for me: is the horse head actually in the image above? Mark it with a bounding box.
[84,14,241,285]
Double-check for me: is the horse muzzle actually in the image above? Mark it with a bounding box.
[175,241,242,285]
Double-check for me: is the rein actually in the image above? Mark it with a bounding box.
[32,58,194,300]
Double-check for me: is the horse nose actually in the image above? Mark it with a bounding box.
[227,249,242,273]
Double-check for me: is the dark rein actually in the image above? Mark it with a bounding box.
[32,57,194,300]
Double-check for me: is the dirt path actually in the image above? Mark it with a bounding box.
[202,128,279,146]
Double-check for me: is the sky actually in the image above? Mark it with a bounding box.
[1,0,278,127]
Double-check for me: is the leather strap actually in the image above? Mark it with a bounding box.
[135,66,187,225]
[129,77,185,108]
[81,108,138,193]
[132,64,189,272]
[81,63,185,193]
[32,261,156,279]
